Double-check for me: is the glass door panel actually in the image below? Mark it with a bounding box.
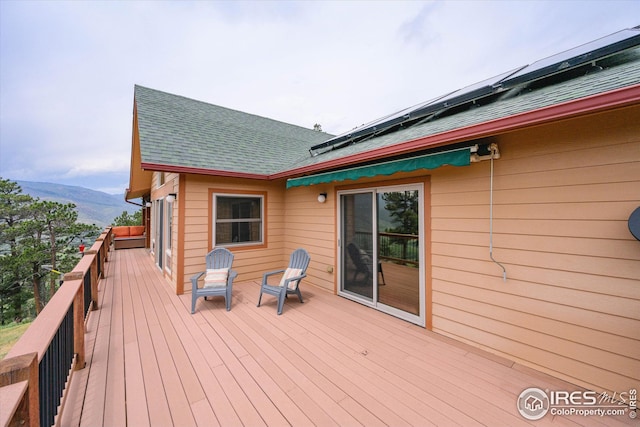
[339,184,424,326]
[340,192,374,302]
[377,190,420,316]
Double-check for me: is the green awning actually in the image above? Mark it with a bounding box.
[286,147,471,188]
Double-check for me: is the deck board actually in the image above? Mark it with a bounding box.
[60,248,636,427]
[126,252,172,427]
[121,255,151,427]
[104,255,126,427]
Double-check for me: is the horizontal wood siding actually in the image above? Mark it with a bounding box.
[283,186,337,292]
[182,175,286,291]
[429,106,640,393]
[150,172,180,291]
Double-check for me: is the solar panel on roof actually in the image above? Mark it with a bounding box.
[310,26,640,156]
[501,27,640,88]
[310,67,524,154]
[415,66,524,113]
[310,94,451,153]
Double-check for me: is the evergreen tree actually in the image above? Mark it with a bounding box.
[0,179,35,322]
[380,191,419,263]
[381,190,418,235]
[112,209,142,226]
[0,178,100,322]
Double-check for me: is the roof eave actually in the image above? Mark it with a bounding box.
[273,83,640,180]
[126,100,153,201]
[140,163,271,180]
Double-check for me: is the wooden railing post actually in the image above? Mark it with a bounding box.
[94,236,105,279]
[0,352,40,427]
[63,272,86,370]
[105,227,113,255]
[97,230,110,264]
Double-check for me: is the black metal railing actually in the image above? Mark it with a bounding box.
[38,305,74,427]
[96,246,103,280]
[83,271,92,316]
[1,227,113,427]
[379,232,419,265]
[353,231,419,265]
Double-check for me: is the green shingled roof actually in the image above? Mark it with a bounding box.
[135,86,332,175]
[134,46,640,178]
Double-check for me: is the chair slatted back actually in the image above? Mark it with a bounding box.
[206,247,234,270]
[289,248,310,272]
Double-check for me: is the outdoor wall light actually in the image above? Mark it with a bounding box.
[166,193,177,203]
[317,192,327,203]
[145,202,152,207]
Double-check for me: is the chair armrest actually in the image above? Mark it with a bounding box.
[262,269,286,282]
[228,270,238,284]
[191,271,205,289]
[283,272,307,288]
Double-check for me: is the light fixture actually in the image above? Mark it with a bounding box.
[145,202,152,207]
[166,193,176,203]
[317,192,327,203]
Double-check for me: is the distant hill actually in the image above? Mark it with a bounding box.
[15,180,141,228]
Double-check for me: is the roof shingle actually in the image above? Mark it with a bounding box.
[133,45,640,178]
[135,86,332,175]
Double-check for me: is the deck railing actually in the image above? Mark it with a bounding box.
[0,228,112,427]
[354,231,419,265]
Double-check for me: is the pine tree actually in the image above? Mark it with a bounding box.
[0,178,100,322]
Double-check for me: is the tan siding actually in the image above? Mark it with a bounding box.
[434,217,633,239]
[283,185,337,292]
[434,242,639,280]
[148,173,181,292]
[433,230,640,261]
[432,270,640,337]
[429,106,640,393]
[181,175,287,291]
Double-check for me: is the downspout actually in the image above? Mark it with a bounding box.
[124,189,145,207]
[488,143,507,281]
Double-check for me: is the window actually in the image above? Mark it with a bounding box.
[213,194,264,247]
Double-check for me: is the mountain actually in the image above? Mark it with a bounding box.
[15,180,141,228]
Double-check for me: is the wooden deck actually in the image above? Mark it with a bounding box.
[60,248,634,427]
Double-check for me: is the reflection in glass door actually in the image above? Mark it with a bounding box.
[377,190,420,316]
[341,192,374,302]
[339,185,424,325]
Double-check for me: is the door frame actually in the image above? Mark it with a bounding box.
[153,197,173,273]
[336,180,426,327]
[154,198,164,270]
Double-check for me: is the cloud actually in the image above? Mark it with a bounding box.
[399,2,440,48]
[1,0,639,191]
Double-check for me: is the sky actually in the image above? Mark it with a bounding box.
[1,1,639,194]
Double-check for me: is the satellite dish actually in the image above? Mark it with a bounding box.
[629,206,640,241]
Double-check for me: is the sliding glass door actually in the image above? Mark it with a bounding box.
[338,184,424,325]
[341,192,375,301]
